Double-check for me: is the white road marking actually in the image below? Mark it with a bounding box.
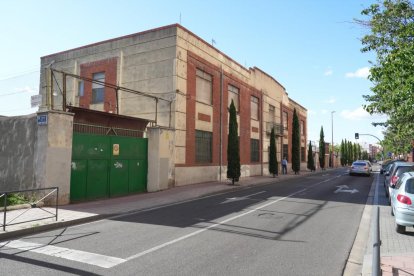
[221,191,266,204]
[0,240,126,268]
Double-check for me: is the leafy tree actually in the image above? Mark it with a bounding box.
[269,127,278,177]
[307,141,315,171]
[227,100,240,184]
[291,108,301,174]
[319,126,326,170]
[358,0,414,153]
[340,139,346,166]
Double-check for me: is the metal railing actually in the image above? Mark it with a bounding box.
[0,187,58,231]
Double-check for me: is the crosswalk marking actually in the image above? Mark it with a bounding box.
[0,240,126,268]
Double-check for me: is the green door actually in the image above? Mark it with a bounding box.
[70,132,148,202]
[86,160,108,199]
[70,160,87,201]
[110,159,129,196]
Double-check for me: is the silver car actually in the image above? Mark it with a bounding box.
[349,160,372,176]
[390,172,414,234]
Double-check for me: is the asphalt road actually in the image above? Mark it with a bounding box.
[0,168,373,276]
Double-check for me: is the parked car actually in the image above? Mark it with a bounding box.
[381,159,405,174]
[349,160,372,176]
[384,163,414,202]
[383,161,405,188]
[390,172,414,234]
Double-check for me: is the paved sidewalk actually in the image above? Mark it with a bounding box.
[0,170,315,241]
[362,173,414,276]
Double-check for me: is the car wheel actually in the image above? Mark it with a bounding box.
[396,223,406,234]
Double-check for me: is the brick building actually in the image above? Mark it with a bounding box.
[38,24,307,198]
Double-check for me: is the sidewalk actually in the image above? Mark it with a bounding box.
[361,173,414,276]
[0,170,314,241]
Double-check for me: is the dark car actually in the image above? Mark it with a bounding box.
[381,159,405,174]
[384,162,414,202]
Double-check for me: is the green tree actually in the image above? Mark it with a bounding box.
[307,141,315,171]
[291,108,301,174]
[269,127,278,177]
[319,126,326,170]
[340,139,346,166]
[358,0,414,152]
[227,100,240,185]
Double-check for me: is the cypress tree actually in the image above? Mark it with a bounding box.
[319,126,325,170]
[319,126,326,170]
[227,100,240,185]
[307,140,315,171]
[340,139,345,166]
[269,127,278,177]
[291,108,300,174]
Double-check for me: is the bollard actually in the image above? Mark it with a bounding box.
[372,206,381,276]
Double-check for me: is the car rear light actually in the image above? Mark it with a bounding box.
[397,194,412,205]
[391,176,399,185]
[364,166,368,170]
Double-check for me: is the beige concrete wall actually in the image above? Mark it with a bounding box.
[147,127,175,191]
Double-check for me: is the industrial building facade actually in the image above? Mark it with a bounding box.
[38,24,307,198]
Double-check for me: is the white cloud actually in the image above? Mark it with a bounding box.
[14,86,36,94]
[321,109,328,115]
[341,106,370,120]
[345,67,370,78]
[324,69,333,76]
[324,97,336,104]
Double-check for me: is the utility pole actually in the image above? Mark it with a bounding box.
[331,111,335,167]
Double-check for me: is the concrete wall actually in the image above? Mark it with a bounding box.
[0,114,37,191]
[0,111,73,204]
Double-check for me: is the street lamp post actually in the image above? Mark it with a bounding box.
[331,111,335,167]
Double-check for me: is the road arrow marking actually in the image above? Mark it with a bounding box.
[220,191,266,204]
[334,185,359,194]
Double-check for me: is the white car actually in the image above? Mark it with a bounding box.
[390,172,414,234]
[349,160,372,176]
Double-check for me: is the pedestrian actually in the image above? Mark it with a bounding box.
[282,157,288,174]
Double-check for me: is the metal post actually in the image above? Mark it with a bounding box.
[62,73,67,111]
[331,111,335,167]
[50,70,54,110]
[372,206,381,276]
[55,188,59,221]
[3,193,7,231]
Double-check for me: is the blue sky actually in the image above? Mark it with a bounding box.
[0,0,385,146]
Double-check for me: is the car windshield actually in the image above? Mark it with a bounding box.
[406,178,414,194]
[353,162,366,166]
[396,166,414,177]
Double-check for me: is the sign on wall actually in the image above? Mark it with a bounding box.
[37,114,48,125]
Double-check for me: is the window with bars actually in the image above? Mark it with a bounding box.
[92,72,105,103]
[251,96,259,120]
[300,120,304,136]
[283,144,289,161]
[251,139,260,162]
[301,147,306,162]
[228,85,239,111]
[195,130,212,163]
[196,69,213,105]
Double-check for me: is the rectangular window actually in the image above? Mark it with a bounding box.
[196,69,212,105]
[283,144,289,161]
[301,147,306,162]
[283,111,288,130]
[78,80,84,97]
[269,105,275,123]
[251,96,259,120]
[195,130,212,163]
[300,120,304,136]
[92,72,105,103]
[251,139,260,162]
[228,85,239,111]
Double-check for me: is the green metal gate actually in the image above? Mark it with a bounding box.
[70,132,148,201]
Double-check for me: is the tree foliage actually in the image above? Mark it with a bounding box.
[291,108,301,174]
[269,127,278,177]
[227,100,240,184]
[319,126,325,169]
[358,0,414,154]
[307,141,315,171]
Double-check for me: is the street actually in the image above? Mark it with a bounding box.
[0,168,373,276]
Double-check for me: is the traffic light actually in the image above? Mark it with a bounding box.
[355,133,359,139]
